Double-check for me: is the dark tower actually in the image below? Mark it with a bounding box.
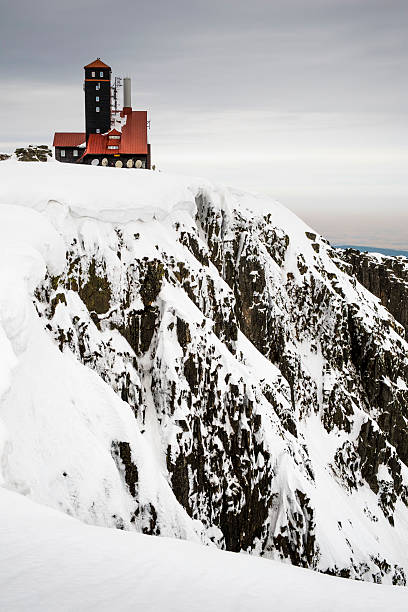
[84,58,111,140]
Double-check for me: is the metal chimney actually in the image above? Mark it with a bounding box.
[123,77,131,108]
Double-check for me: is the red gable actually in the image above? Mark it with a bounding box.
[84,58,111,69]
[53,132,86,147]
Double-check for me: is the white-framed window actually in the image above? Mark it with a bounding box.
[107,145,119,150]
[100,71,104,77]
[91,71,95,77]
[96,106,100,112]
[60,149,66,157]
[73,150,78,157]
[96,96,99,101]
[96,83,100,90]
[96,129,100,134]
[109,135,120,140]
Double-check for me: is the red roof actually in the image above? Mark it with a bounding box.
[85,133,110,155]
[53,132,86,147]
[82,111,148,156]
[84,58,111,69]
[108,129,121,137]
[120,111,148,155]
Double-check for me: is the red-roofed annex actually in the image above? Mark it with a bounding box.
[53,133,86,147]
[53,59,151,169]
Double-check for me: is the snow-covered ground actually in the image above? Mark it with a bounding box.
[1,486,406,612]
[0,159,205,223]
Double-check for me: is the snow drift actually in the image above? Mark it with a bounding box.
[0,486,406,612]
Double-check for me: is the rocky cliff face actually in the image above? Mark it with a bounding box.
[1,163,408,585]
[339,248,408,338]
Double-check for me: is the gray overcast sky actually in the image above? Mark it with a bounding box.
[1,0,407,247]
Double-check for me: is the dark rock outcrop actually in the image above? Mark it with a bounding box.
[339,248,408,337]
[14,144,52,162]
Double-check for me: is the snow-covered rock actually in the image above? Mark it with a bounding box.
[338,247,408,337]
[0,161,408,588]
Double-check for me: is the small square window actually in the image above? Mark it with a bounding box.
[73,150,78,157]
[96,96,99,102]
[96,129,100,134]
[60,149,65,157]
[96,106,100,112]
[91,71,95,77]
[96,84,100,90]
[100,71,104,77]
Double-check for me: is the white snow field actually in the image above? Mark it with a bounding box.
[0,160,408,609]
[0,486,406,612]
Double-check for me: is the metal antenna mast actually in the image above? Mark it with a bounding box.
[111,77,123,125]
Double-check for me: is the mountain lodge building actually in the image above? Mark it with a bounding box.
[53,59,151,168]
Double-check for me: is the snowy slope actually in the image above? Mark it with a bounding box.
[0,160,408,588]
[0,487,406,612]
[0,185,202,540]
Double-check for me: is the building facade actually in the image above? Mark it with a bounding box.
[53,58,151,168]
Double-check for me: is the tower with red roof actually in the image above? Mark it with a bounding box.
[84,58,112,138]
